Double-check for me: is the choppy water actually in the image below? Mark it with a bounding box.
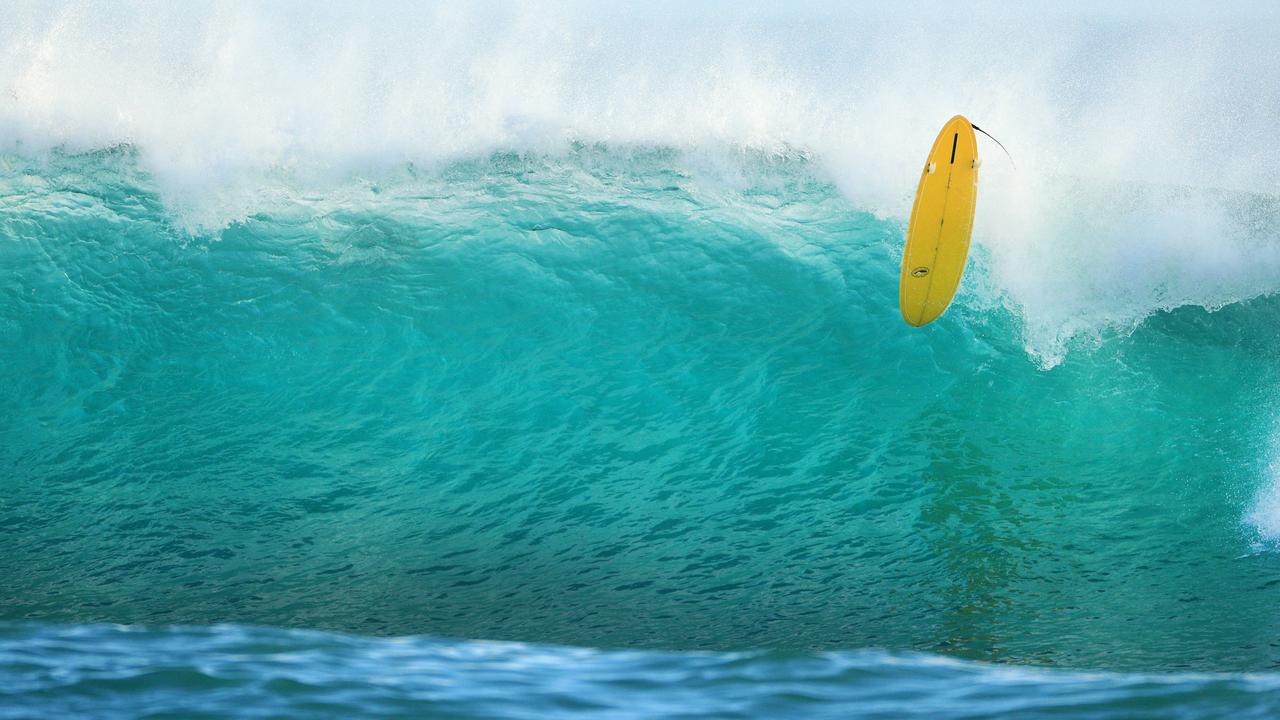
[5,1,1280,717]
[7,623,1280,720]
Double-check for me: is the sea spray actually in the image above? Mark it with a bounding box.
[6,2,1280,359]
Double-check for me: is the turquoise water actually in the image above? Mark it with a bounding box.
[6,146,1280,711]
[7,2,1280,716]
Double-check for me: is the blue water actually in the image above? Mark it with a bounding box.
[6,2,1280,717]
[6,624,1280,720]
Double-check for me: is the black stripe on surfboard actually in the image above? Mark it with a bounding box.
[949,133,957,164]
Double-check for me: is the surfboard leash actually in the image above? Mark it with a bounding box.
[970,124,1016,170]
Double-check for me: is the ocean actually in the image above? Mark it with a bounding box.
[4,2,1280,717]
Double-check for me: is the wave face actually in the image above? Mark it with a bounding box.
[5,623,1280,720]
[5,147,1280,674]
[6,1,1280,713]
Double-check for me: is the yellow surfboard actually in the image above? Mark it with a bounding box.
[899,115,980,327]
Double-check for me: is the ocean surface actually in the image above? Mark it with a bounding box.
[5,1,1280,717]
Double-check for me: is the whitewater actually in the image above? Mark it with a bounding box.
[5,1,1280,717]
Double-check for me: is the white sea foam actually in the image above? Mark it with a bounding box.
[1247,485,1280,547]
[1246,429,1280,547]
[4,1,1280,362]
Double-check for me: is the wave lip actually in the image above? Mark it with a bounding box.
[4,622,1280,719]
[7,3,1280,360]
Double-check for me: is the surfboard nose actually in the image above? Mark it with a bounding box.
[899,116,980,327]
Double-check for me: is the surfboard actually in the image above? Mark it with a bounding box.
[899,115,980,327]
